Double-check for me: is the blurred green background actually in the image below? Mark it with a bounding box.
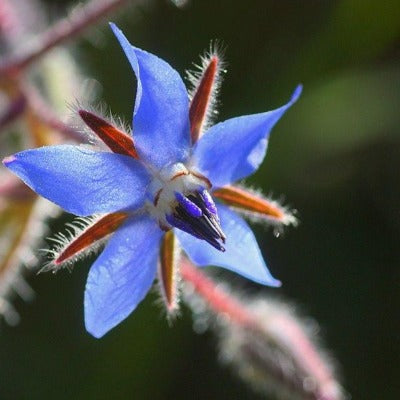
[1,0,400,399]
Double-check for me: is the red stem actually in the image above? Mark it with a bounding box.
[22,83,82,141]
[180,259,343,400]
[0,0,130,76]
[180,259,256,327]
[0,95,26,133]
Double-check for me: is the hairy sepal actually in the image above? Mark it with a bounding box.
[213,185,297,232]
[78,109,138,158]
[187,41,226,142]
[42,212,128,273]
[67,102,132,151]
[157,230,181,316]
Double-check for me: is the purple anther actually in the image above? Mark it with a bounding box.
[166,214,225,252]
[199,188,217,215]
[174,192,202,218]
[166,214,201,238]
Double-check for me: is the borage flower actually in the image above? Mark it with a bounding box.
[2,24,301,338]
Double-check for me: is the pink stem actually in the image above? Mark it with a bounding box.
[0,174,34,200]
[0,0,21,43]
[180,259,342,400]
[0,95,26,132]
[0,0,130,76]
[181,259,257,327]
[266,312,342,400]
[22,83,82,141]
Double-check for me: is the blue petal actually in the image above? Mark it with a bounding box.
[175,203,281,286]
[3,145,150,216]
[192,85,302,187]
[84,215,162,338]
[110,23,190,169]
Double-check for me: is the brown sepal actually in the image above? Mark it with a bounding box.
[213,186,285,221]
[79,110,138,159]
[189,56,219,143]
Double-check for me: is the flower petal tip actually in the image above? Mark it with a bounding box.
[108,21,118,32]
[2,155,16,167]
[84,296,113,339]
[291,84,303,102]
[254,274,281,287]
[85,320,107,339]
[269,278,282,288]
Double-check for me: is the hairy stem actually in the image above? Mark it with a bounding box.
[181,259,257,327]
[181,259,343,400]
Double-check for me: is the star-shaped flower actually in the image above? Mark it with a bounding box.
[2,24,301,338]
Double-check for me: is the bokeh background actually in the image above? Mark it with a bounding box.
[1,0,399,399]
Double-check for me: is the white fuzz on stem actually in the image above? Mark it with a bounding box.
[218,298,345,400]
[182,262,345,400]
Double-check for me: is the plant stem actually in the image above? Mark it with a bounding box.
[181,258,256,327]
[0,0,130,76]
[22,83,83,141]
[180,259,343,400]
[0,95,26,132]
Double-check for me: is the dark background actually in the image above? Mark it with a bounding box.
[1,0,399,399]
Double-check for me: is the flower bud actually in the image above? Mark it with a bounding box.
[182,260,345,400]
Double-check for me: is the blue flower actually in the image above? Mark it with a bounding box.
[3,24,301,338]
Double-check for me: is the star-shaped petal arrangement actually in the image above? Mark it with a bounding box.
[2,23,302,338]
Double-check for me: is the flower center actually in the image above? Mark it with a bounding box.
[147,163,226,251]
